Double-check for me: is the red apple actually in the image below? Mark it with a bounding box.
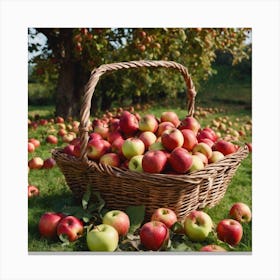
[107,131,123,144]
[119,111,139,136]
[99,153,120,167]
[46,135,58,144]
[139,131,157,150]
[160,111,180,128]
[63,144,75,156]
[29,138,40,148]
[58,128,67,137]
[28,157,44,169]
[169,147,193,174]
[192,142,213,159]
[57,216,84,242]
[161,128,184,151]
[197,128,218,143]
[246,142,252,152]
[180,116,201,135]
[200,244,227,252]
[181,129,198,151]
[198,138,214,148]
[111,137,125,156]
[87,139,110,160]
[213,140,236,156]
[28,185,39,198]
[139,114,158,132]
[89,132,103,141]
[140,221,170,251]
[43,157,56,169]
[142,150,167,173]
[157,121,175,136]
[39,119,48,126]
[94,121,109,139]
[122,137,145,159]
[39,212,66,239]
[28,142,35,153]
[229,202,252,223]
[56,116,64,123]
[109,118,120,132]
[151,208,177,228]
[216,219,243,246]
[102,210,130,236]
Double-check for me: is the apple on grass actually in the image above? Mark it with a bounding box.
[151,208,177,229]
[28,185,39,198]
[216,219,243,246]
[229,202,252,223]
[102,210,130,236]
[161,128,184,151]
[142,150,167,173]
[169,147,193,174]
[87,224,119,252]
[200,244,227,252]
[140,221,169,251]
[28,157,44,169]
[57,216,84,242]
[28,138,40,148]
[39,212,66,239]
[128,155,144,172]
[46,135,58,144]
[28,142,35,153]
[139,114,158,132]
[184,210,213,241]
[43,157,56,169]
[122,138,145,159]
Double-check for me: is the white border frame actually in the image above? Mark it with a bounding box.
[1,1,280,279]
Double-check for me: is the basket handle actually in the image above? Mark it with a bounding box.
[79,60,197,161]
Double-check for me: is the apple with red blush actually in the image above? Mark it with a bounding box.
[151,208,177,228]
[169,147,193,174]
[142,150,167,173]
[57,216,84,242]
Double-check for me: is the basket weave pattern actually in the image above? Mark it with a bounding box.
[52,60,249,221]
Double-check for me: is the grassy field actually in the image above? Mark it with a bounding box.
[28,90,252,252]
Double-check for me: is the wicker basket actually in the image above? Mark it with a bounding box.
[52,60,249,221]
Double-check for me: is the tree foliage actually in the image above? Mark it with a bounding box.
[28,28,251,118]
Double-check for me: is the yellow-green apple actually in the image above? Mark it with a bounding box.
[181,129,198,151]
[192,151,208,166]
[142,150,167,173]
[57,123,66,130]
[139,131,157,150]
[99,153,120,167]
[216,219,243,246]
[213,140,236,156]
[200,244,227,252]
[122,138,145,159]
[139,114,158,132]
[180,116,201,135]
[62,133,75,143]
[87,224,119,252]
[28,157,44,169]
[189,155,204,172]
[43,157,56,169]
[102,210,130,236]
[87,139,110,160]
[151,208,177,228]
[128,155,144,172]
[184,210,213,241]
[229,202,252,223]
[169,147,193,174]
[148,141,165,151]
[29,138,40,148]
[56,216,84,242]
[28,185,39,198]
[46,135,58,144]
[160,111,180,128]
[140,221,170,251]
[192,142,213,159]
[119,111,139,136]
[28,142,35,153]
[63,144,75,156]
[157,121,175,136]
[209,151,224,163]
[39,212,66,239]
[161,128,184,151]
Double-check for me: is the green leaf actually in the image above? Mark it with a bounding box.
[125,205,145,234]
[82,187,91,210]
[58,234,70,245]
[87,191,105,214]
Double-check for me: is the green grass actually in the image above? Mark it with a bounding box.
[28,78,252,253]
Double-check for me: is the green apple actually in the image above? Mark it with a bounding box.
[122,137,145,159]
[128,155,144,172]
[184,210,213,241]
[87,224,119,252]
[189,155,204,172]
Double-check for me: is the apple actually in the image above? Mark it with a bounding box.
[200,244,227,252]
[193,151,208,166]
[109,118,120,132]
[56,116,64,123]
[38,212,66,239]
[139,131,157,150]
[184,210,213,241]
[58,128,67,137]
[142,150,167,173]
[246,142,252,152]
[39,119,48,126]
[160,111,180,128]
[197,128,218,143]
[181,129,198,151]
[28,185,39,198]
[63,144,75,156]
[148,141,165,151]
[89,132,103,141]
[213,140,236,156]
[94,121,109,139]
[29,138,40,148]
[111,137,125,156]
[151,208,177,228]
[128,155,144,172]
[140,221,169,251]
[169,147,193,174]
[46,135,58,144]
[103,210,130,236]
[180,116,200,135]
[28,157,44,169]
[107,131,123,144]
[87,139,110,160]
[56,216,84,242]
[122,137,145,159]
[87,224,119,252]
[99,153,120,167]
[189,155,204,172]
[28,142,35,153]
[209,151,224,163]
[139,114,158,132]
[62,133,75,143]
[192,142,213,159]
[157,121,175,136]
[229,202,252,223]
[216,219,243,246]
[161,128,184,151]
[119,111,139,136]
[198,138,214,148]
[43,157,56,169]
